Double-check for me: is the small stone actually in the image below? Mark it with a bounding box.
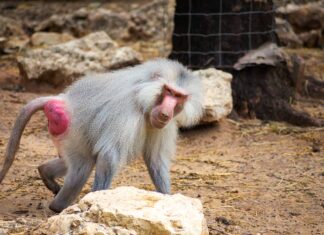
[312,143,321,152]
[36,202,44,210]
[215,216,233,226]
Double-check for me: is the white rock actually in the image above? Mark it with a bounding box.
[194,68,233,123]
[17,31,142,85]
[33,186,208,235]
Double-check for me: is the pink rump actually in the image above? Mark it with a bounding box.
[44,100,70,136]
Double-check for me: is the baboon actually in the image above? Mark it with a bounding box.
[0,59,203,212]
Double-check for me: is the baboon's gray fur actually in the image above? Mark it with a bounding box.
[0,59,203,212]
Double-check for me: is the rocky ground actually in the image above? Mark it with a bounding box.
[0,1,323,234]
[0,82,323,235]
[0,57,323,234]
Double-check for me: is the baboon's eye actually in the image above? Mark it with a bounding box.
[165,87,173,96]
[174,93,183,98]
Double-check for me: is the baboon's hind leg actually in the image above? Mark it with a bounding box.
[49,155,95,213]
[38,158,67,195]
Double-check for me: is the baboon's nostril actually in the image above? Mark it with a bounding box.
[160,111,169,120]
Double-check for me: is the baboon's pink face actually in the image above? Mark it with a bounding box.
[150,84,188,129]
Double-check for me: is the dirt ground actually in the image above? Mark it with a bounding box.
[0,49,323,235]
[0,1,323,234]
[0,83,323,235]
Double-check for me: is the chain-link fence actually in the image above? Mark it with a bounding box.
[169,0,278,70]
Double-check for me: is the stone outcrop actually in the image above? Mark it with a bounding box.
[35,8,130,40]
[17,31,142,85]
[33,187,208,235]
[276,2,324,48]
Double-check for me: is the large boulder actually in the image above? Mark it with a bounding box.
[17,31,142,85]
[35,8,130,40]
[194,69,233,124]
[276,2,324,48]
[276,2,324,32]
[33,187,208,235]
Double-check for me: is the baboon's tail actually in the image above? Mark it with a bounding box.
[0,96,54,183]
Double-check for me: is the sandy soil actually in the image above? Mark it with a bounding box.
[0,87,323,235]
[0,1,323,234]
